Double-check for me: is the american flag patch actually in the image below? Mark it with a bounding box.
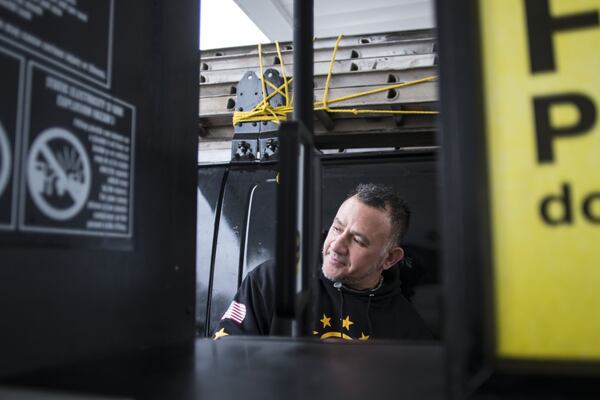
[221,301,246,324]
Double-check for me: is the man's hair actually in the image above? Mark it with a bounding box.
[347,183,410,246]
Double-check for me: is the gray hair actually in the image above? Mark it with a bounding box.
[347,183,410,246]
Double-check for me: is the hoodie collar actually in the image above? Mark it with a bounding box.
[319,265,402,298]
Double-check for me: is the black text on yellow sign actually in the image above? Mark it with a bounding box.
[481,0,600,360]
[526,0,599,226]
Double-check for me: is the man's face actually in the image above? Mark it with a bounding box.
[321,196,403,290]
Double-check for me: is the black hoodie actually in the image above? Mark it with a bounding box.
[213,260,432,341]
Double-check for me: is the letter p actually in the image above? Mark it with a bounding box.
[534,94,596,164]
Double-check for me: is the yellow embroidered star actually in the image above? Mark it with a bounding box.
[341,315,354,330]
[213,328,229,340]
[359,332,370,340]
[320,314,332,328]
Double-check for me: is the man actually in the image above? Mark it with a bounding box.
[213,183,432,341]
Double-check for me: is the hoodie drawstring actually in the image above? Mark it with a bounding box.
[366,293,374,338]
[334,280,377,339]
[334,281,344,339]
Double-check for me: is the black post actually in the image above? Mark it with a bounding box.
[293,0,315,338]
[273,0,316,337]
[293,0,314,133]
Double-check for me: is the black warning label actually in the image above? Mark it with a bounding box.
[0,45,23,230]
[0,0,113,87]
[20,63,135,238]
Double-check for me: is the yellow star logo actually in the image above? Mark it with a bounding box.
[320,314,332,328]
[341,315,354,330]
[213,328,229,340]
[359,332,370,340]
[321,331,353,340]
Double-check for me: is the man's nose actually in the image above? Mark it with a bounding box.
[330,232,349,254]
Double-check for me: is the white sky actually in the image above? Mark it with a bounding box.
[200,0,269,49]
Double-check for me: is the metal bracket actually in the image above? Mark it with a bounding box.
[234,71,263,135]
[260,69,285,134]
[231,69,285,162]
[231,138,258,161]
[259,137,279,161]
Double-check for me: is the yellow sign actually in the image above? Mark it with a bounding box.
[480,0,600,360]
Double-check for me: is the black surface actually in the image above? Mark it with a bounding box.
[314,130,435,149]
[196,166,227,336]
[5,337,600,399]
[275,122,303,318]
[0,0,199,376]
[205,166,279,334]
[0,47,21,229]
[3,337,445,400]
[0,2,112,87]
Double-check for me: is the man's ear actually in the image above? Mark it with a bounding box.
[382,246,404,271]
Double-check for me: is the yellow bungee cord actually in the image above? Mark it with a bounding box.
[232,34,439,127]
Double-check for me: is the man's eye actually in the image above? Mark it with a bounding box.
[332,226,341,232]
[353,238,366,247]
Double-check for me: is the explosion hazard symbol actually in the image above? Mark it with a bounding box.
[26,127,91,220]
[0,121,10,198]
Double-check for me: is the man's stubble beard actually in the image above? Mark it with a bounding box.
[321,255,385,288]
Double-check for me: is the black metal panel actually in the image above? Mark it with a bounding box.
[196,166,227,336]
[435,0,492,396]
[0,0,198,376]
[242,180,277,276]
[206,166,278,335]
[314,130,435,149]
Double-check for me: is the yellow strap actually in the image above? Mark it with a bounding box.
[322,34,343,111]
[231,35,439,127]
[257,43,268,110]
[314,107,438,115]
[275,41,290,107]
[315,75,438,106]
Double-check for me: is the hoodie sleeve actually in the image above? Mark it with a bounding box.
[212,261,274,339]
